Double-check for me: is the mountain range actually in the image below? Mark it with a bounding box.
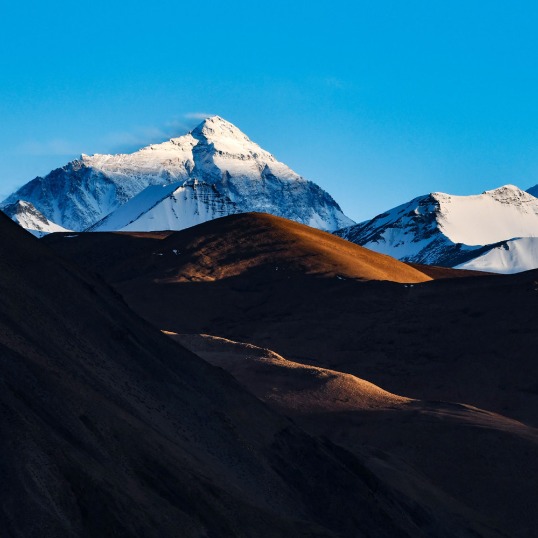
[1,116,353,233]
[5,116,538,273]
[2,112,538,535]
[4,116,538,275]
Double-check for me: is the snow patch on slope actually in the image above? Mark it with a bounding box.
[90,180,239,232]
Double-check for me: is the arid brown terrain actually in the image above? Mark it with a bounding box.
[38,212,538,537]
[44,213,538,423]
[2,210,487,538]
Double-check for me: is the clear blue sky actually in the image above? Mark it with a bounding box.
[1,1,538,221]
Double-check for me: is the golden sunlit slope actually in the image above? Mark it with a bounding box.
[44,214,538,430]
[46,212,432,283]
[166,332,410,413]
[157,213,432,283]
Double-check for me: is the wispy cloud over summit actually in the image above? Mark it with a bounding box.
[184,112,214,120]
[16,118,196,160]
[102,119,190,150]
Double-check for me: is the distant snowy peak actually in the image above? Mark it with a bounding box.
[485,184,537,203]
[2,200,70,237]
[336,184,538,271]
[2,115,353,232]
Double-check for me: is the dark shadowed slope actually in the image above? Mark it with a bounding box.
[170,333,538,538]
[0,211,479,538]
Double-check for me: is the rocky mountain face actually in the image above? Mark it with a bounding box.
[2,116,353,233]
[336,185,538,273]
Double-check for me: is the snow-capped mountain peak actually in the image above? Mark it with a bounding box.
[430,184,538,246]
[2,117,353,233]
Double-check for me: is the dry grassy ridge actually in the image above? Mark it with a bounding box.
[2,210,482,538]
[46,212,433,283]
[44,212,536,428]
[150,212,433,283]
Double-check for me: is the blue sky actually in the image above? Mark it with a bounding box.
[1,1,538,221]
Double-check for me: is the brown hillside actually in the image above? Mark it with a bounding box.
[46,212,432,284]
[44,214,538,428]
[405,262,492,279]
